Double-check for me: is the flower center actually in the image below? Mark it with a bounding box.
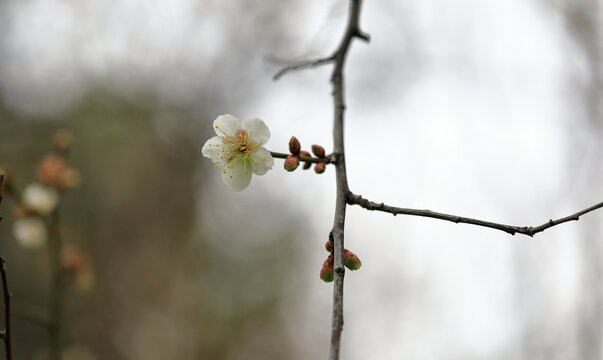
[223,129,256,159]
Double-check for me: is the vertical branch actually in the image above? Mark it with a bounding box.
[47,209,65,360]
[273,1,368,357]
[0,174,13,360]
[0,258,12,360]
[329,1,368,359]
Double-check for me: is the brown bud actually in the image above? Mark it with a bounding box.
[344,249,362,270]
[320,254,334,282]
[12,205,37,219]
[325,240,333,253]
[284,155,300,172]
[37,154,80,189]
[58,168,82,189]
[311,144,325,158]
[62,245,95,291]
[288,136,301,155]
[53,128,74,153]
[37,154,67,186]
[314,162,326,174]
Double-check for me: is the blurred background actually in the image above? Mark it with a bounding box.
[0,0,602,359]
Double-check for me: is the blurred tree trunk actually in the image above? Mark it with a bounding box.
[563,0,603,358]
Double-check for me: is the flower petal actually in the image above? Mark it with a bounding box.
[221,159,253,191]
[23,183,59,215]
[13,217,47,249]
[250,146,274,175]
[213,114,241,137]
[202,136,225,164]
[242,117,271,144]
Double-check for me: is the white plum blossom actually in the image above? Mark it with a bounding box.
[202,114,274,191]
[13,217,47,248]
[23,183,59,215]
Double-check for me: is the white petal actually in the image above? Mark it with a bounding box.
[202,136,225,163]
[13,217,47,249]
[213,114,241,137]
[242,117,271,144]
[221,160,253,191]
[23,183,59,215]
[250,147,274,175]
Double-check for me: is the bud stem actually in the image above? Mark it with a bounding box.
[269,151,335,164]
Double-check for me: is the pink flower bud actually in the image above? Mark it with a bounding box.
[284,155,300,172]
[311,145,325,158]
[289,136,301,155]
[299,151,312,170]
[314,162,326,174]
[320,255,334,282]
[344,249,362,270]
[325,241,333,253]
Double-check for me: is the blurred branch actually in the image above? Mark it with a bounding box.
[347,192,603,237]
[48,210,65,360]
[0,175,13,360]
[273,1,368,359]
[0,174,3,223]
[0,258,12,360]
[269,151,335,164]
[12,305,52,330]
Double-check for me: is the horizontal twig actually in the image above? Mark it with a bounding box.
[272,56,335,81]
[270,151,335,164]
[346,192,603,237]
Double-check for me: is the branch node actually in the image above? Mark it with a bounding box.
[354,30,370,42]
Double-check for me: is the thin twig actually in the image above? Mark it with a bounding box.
[273,56,335,81]
[269,151,335,164]
[0,258,12,360]
[347,192,603,237]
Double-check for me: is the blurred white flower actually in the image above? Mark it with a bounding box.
[23,183,59,215]
[13,217,47,248]
[202,114,274,191]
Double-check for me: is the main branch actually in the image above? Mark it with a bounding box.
[347,192,603,237]
[328,1,368,359]
[273,1,368,358]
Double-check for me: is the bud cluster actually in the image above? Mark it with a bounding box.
[3,129,82,250]
[285,137,330,174]
[320,238,362,282]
